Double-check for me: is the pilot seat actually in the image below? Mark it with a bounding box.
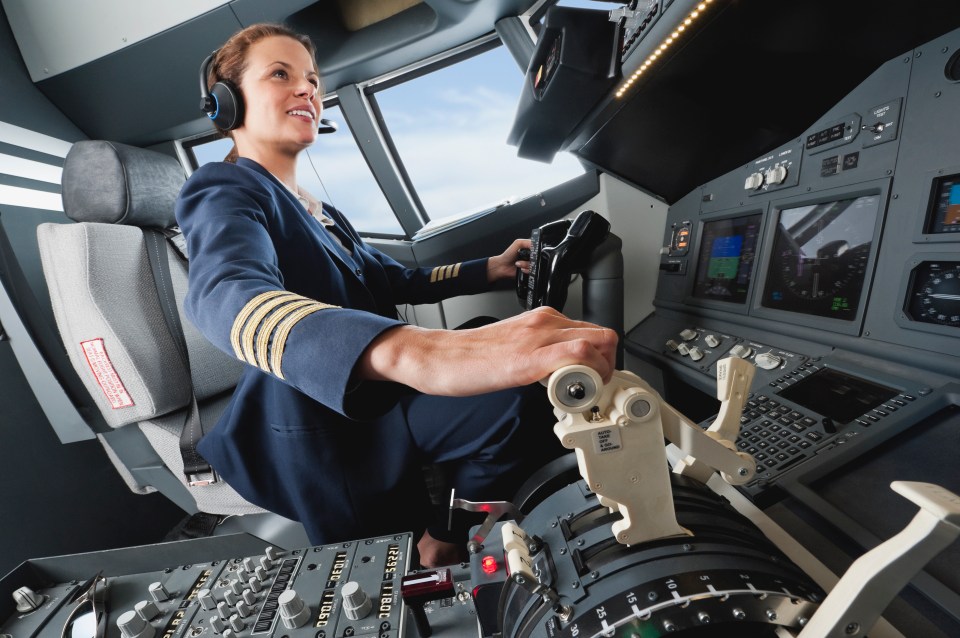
[37,140,307,544]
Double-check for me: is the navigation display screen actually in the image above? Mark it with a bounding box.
[925,173,960,234]
[761,195,882,320]
[778,368,897,424]
[691,213,762,303]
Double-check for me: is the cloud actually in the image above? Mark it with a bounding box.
[303,82,584,232]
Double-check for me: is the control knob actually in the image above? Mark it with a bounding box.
[135,600,159,621]
[278,590,311,629]
[665,339,679,352]
[704,334,720,348]
[229,579,244,595]
[677,343,690,356]
[688,346,704,362]
[148,582,169,603]
[265,546,282,561]
[744,172,764,190]
[242,558,256,574]
[242,589,257,605]
[197,589,216,611]
[228,614,245,632]
[764,164,788,185]
[117,610,155,638]
[223,591,239,606]
[254,566,268,582]
[341,581,373,620]
[209,616,226,633]
[248,577,262,593]
[754,352,783,370]
[13,587,46,613]
[679,328,698,341]
[729,344,753,359]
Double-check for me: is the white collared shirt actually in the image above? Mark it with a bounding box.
[276,177,351,254]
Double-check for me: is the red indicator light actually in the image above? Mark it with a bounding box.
[481,556,498,574]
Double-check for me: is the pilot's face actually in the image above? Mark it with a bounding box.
[234,35,322,157]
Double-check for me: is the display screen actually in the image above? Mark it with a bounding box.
[777,368,898,424]
[761,195,882,320]
[691,213,762,303]
[925,173,960,234]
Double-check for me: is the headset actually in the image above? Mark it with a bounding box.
[199,51,338,134]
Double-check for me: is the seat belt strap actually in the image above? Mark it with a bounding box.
[142,229,217,486]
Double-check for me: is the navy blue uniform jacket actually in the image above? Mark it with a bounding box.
[176,158,492,538]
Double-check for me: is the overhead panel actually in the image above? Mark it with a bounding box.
[1,0,230,80]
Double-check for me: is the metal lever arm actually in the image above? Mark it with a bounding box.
[798,481,960,638]
[449,490,523,554]
[547,364,755,546]
[672,357,756,483]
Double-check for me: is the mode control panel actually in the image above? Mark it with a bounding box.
[662,327,806,389]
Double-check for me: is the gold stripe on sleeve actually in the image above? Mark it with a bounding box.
[240,292,301,365]
[255,298,316,372]
[270,302,337,379]
[429,263,463,283]
[230,290,290,361]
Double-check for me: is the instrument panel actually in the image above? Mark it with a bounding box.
[906,260,960,327]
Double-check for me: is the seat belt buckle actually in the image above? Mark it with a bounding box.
[187,470,219,487]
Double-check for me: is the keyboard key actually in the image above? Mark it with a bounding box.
[805,431,823,442]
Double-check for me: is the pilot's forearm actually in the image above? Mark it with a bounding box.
[355,307,618,396]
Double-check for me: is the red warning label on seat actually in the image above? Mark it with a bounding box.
[81,338,134,409]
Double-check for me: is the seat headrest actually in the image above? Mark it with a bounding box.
[61,140,186,227]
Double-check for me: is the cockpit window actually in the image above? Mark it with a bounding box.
[187,103,403,236]
[297,104,404,235]
[370,43,586,221]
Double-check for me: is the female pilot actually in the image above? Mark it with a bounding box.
[176,23,617,566]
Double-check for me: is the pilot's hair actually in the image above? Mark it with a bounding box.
[208,23,322,162]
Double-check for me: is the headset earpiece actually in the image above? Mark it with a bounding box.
[209,80,244,130]
[199,51,245,131]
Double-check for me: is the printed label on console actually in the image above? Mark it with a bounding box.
[592,427,622,454]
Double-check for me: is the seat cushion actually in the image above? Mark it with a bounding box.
[37,222,243,427]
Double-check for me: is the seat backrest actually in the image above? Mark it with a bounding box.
[37,140,260,516]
